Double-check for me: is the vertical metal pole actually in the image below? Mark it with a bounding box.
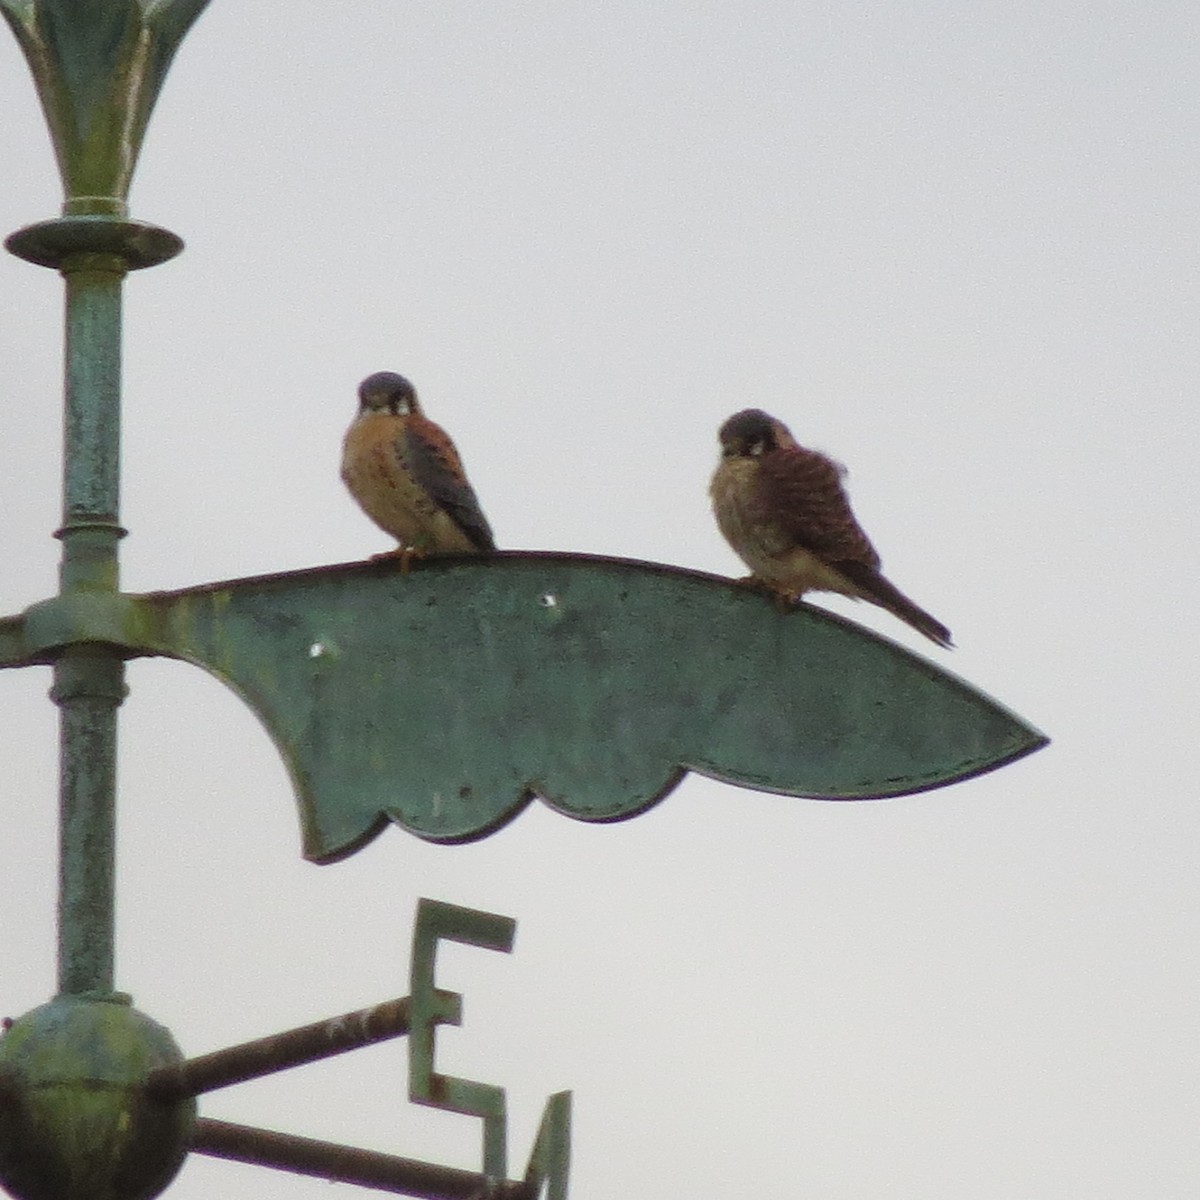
[52,256,129,996]
[1,0,204,1003]
[59,259,126,592]
[53,648,125,995]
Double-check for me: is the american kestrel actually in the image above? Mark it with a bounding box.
[341,372,496,558]
[710,408,952,648]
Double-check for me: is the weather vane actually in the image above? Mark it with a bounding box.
[0,4,1046,1199]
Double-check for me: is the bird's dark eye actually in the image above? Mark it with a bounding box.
[748,438,767,456]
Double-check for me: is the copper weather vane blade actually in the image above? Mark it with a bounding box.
[112,553,1047,862]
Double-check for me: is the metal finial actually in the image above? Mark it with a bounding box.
[0,0,211,215]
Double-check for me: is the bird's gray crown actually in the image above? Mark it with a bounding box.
[358,371,418,413]
[719,408,777,449]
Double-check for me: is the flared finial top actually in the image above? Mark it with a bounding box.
[0,0,211,215]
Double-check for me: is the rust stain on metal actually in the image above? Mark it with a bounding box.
[190,1118,535,1200]
[145,993,454,1102]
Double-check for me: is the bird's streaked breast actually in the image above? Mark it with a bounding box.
[342,412,453,546]
[710,456,859,598]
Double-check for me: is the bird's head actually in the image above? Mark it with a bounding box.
[358,372,420,417]
[718,408,787,457]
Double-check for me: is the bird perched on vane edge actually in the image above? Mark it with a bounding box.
[342,371,496,564]
[710,408,952,648]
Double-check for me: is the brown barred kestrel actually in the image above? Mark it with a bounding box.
[341,372,495,559]
[710,408,952,647]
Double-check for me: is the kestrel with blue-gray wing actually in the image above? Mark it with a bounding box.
[710,408,952,648]
[341,372,496,560]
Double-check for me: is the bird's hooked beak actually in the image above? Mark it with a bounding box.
[355,391,414,418]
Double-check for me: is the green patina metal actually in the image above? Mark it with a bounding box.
[6,216,182,273]
[0,0,201,1167]
[409,899,516,1179]
[523,1091,570,1200]
[0,0,202,1004]
[0,0,211,217]
[0,994,195,1200]
[50,649,125,996]
[47,250,129,998]
[131,898,570,1197]
[0,554,1046,863]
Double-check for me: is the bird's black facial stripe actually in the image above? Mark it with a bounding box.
[723,432,772,457]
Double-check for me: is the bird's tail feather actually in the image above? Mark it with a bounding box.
[839,563,953,649]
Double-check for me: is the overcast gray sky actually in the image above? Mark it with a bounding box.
[1,3,1197,1197]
